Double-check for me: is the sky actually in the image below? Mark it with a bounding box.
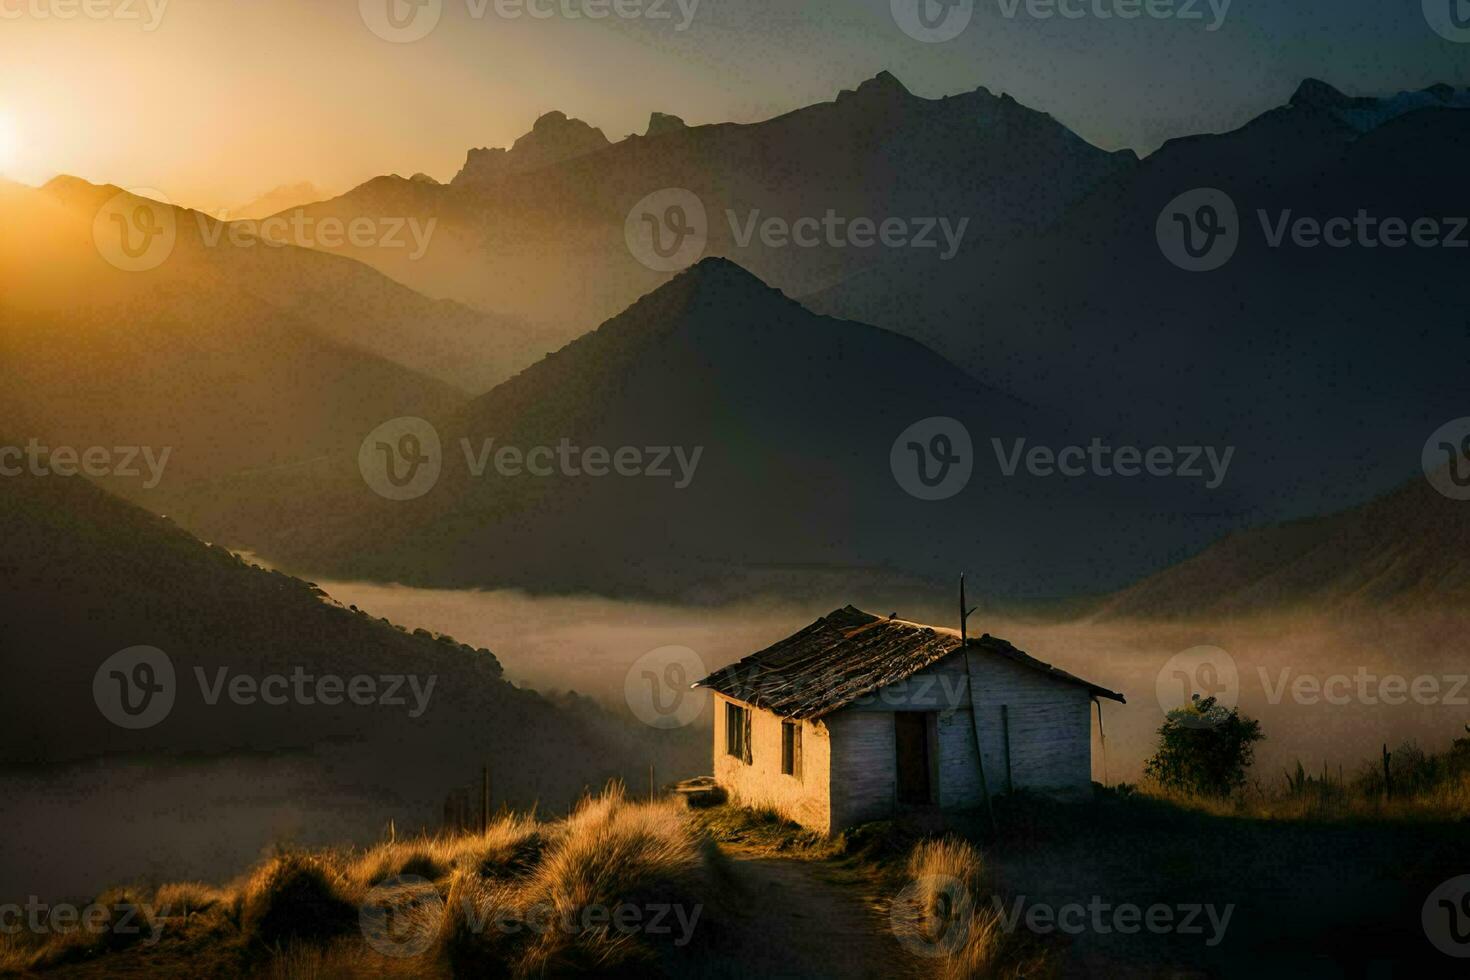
[0,0,1464,210]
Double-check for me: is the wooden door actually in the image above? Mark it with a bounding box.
[895,712,931,804]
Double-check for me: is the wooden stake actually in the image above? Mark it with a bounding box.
[960,575,997,835]
[1000,704,1014,794]
[649,762,656,803]
[481,764,490,834]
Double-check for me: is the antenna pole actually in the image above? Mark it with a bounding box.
[959,573,976,643]
[959,573,996,834]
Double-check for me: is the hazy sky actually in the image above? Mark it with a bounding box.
[0,0,1464,209]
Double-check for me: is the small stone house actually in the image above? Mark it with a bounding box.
[693,606,1125,833]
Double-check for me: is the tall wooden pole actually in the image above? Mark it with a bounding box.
[960,574,997,834]
[481,764,490,834]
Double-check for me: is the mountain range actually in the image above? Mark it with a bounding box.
[0,176,574,504]
[809,78,1470,519]
[161,259,1249,603]
[6,72,1465,611]
[261,71,1135,337]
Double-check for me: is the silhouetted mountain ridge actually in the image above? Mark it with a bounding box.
[272,70,1135,333]
[165,259,1242,603]
[1094,472,1470,618]
[0,464,650,812]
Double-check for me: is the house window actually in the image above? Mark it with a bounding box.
[781,720,802,779]
[726,702,749,762]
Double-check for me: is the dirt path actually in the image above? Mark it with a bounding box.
[685,848,913,979]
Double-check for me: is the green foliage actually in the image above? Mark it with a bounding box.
[1144,696,1264,797]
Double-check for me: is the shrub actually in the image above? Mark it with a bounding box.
[1144,695,1264,797]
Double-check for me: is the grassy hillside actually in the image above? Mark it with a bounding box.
[0,787,730,978]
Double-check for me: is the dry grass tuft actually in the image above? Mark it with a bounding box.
[896,837,1053,980]
[9,785,720,977]
[448,784,715,977]
[239,853,361,947]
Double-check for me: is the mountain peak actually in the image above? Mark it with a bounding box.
[669,256,786,298]
[837,70,912,104]
[645,112,688,137]
[625,257,797,323]
[452,111,611,186]
[1291,78,1351,108]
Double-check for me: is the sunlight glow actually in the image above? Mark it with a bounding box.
[0,111,17,176]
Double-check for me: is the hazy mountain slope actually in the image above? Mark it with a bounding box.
[809,81,1470,519]
[275,71,1135,333]
[0,180,463,497]
[227,181,331,221]
[166,260,1244,603]
[0,464,644,812]
[19,177,540,393]
[1093,471,1470,618]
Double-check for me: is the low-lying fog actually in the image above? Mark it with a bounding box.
[324,582,1470,787]
[10,584,1464,905]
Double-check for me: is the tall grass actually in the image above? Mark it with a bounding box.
[893,837,1052,980]
[0,785,721,978]
[1139,731,1470,822]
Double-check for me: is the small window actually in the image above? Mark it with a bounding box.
[781,720,802,779]
[726,702,749,762]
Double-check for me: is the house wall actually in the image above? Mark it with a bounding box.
[710,650,1097,833]
[826,651,1095,829]
[965,651,1094,799]
[711,693,832,832]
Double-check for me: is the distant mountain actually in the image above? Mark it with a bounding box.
[1093,469,1470,618]
[0,464,645,811]
[452,110,612,185]
[809,79,1470,521]
[227,181,331,220]
[31,176,546,393]
[272,71,1135,336]
[0,178,466,500]
[165,260,1243,603]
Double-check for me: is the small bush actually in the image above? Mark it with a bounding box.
[240,854,360,947]
[1145,695,1264,797]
